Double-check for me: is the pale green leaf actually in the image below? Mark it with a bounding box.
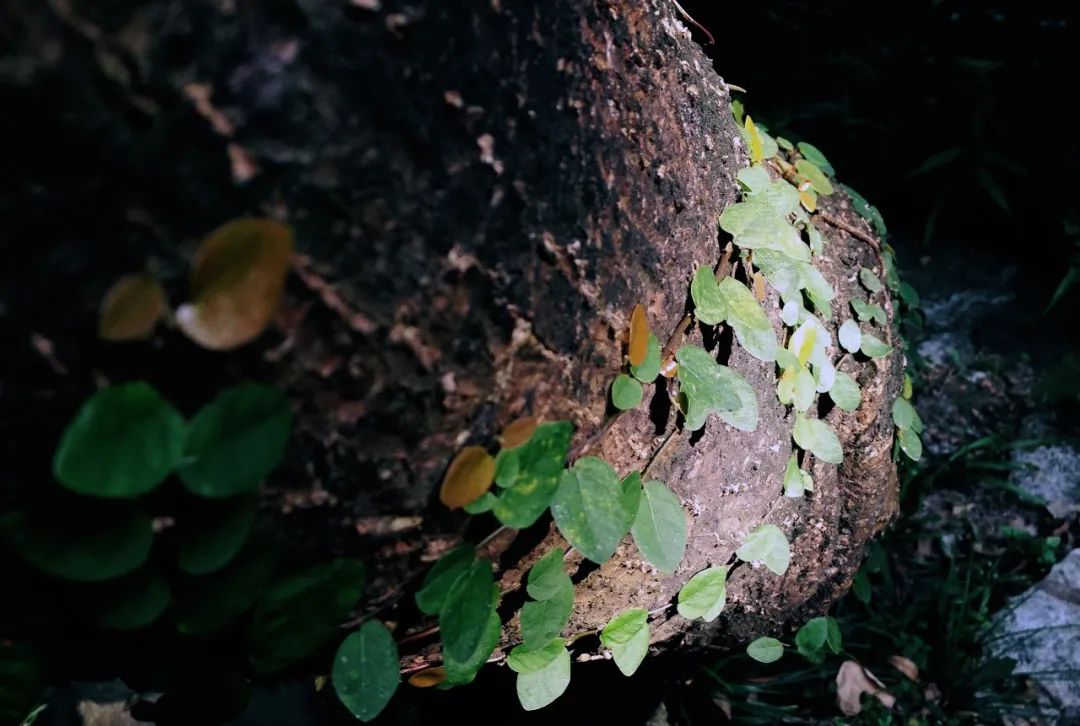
[716,277,777,361]
[795,617,830,663]
[512,641,571,711]
[860,332,892,358]
[898,427,923,461]
[526,548,571,601]
[859,268,883,294]
[600,608,650,676]
[746,636,784,663]
[676,566,727,622]
[813,359,835,394]
[781,300,801,327]
[551,457,629,564]
[891,397,919,430]
[737,524,791,575]
[611,374,643,410]
[829,371,862,411]
[838,319,861,353]
[690,265,726,326]
[795,159,834,195]
[631,481,687,573]
[792,413,843,465]
[851,299,887,325]
[675,346,752,431]
[737,165,771,194]
[783,453,804,498]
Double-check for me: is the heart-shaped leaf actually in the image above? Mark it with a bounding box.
[551,457,629,564]
[600,609,650,676]
[676,566,727,622]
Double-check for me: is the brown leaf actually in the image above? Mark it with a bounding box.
[439,445,495,509]
[888,654,919,682]
[628,303,650,366]
[176,218,293,350]
[836,660,896,716]
[501,416,538,449]
[408,666,446,688]
[98,273,167,342]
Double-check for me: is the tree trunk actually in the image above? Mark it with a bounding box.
[2,0,901,689]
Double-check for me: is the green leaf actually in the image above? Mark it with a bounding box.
[520,550,574,650]
[675,346,758,432]
[440,558,496,665]
[415,546,475,616]
[2,508,153,582]
[676,566,727,622]
[507,638,564,673]
[891,397,919,430]
[777,137,794,152]
[793,413,843,464]
[829,371,862,412]
[175,494,257,575]
[443,595,500,685]
[179,382,292,498]
[851,299,887,325]
[631,480,687,573]
[899,281,921,308]
[0,642,43,725]
[782,453,804,498]
[690,265,727,325]
[174,539,279,635]
[720,198,809,263]
[630,334,662,382]
[611,374,643,410]
[600,609,650,676]
[526,548,571,601]
[53,382,183,498]
[88,570,171,630]
[551,457,629,564]
[897,427,923,461]
[795,159,834,195]
[826,617,843,654]
[737,165,771,194]
[859,268,883,294]
[777,366,816,412]
[800,265,834,321]
[521,589,574,651]
[249,559,366,674]
[463,491,496,514]
[852,569,871,604]
[781,300,801,327]
[906,146,963,178]
[620,471,643,534]
[860,332,892,358]
[510,640,571,711]
[332,622,400,722]
[746,636,784,664]
[491,421,573,528]
[795,617,829,663]
[797,142,835,176]
[716,277,778,361]
[838,319,861,353]
[737,524,791,576]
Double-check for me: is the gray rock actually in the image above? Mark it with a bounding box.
[989,549,1080,721]
[1011,444,1080,519]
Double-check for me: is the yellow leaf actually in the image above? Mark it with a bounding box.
[752,271,767,302]
[628,303,650,367]
[176,218,293,350]
[745,116,763,164]
[440,445,495,509]
[799,189,817,213]
[98,274,166,341]
[501,416,538,449]
[408,666,447,688]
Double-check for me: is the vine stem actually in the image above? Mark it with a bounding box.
[817,212,880,253]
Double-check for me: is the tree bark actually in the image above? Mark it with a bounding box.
[2,0,901,678]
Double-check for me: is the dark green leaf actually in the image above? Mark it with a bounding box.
[551,457,629,564]
[631,480,687,573]
[491,422,573,528]
[520,588,573,651]
[179,383,292,498]
[600,609,650,676]
[2,508,152,582]
[415,545,475,616]
[0,642,42,725]
[620,471,643,534]
[332,622,400,722]
[53,382,183,498]
[173,539,279,636]
[249,559,366,673]
[443,590,500,685]
[86,569,171,631]
[852,569,871,604]
[795,617,830,663]
[440,558,496,664]
[175,494,257,575]
[797,142,835,176]
[463,491,496,514]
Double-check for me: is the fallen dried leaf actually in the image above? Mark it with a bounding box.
[501,416,538,449]
[628,303,650,366]
[176,218,293,350]
[98,273,166,341]
[439,445,495,509]
[836,660,896,716]
[888,654,919,681]
[408,666,446,688]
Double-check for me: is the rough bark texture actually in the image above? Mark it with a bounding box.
[2,0,901,676]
